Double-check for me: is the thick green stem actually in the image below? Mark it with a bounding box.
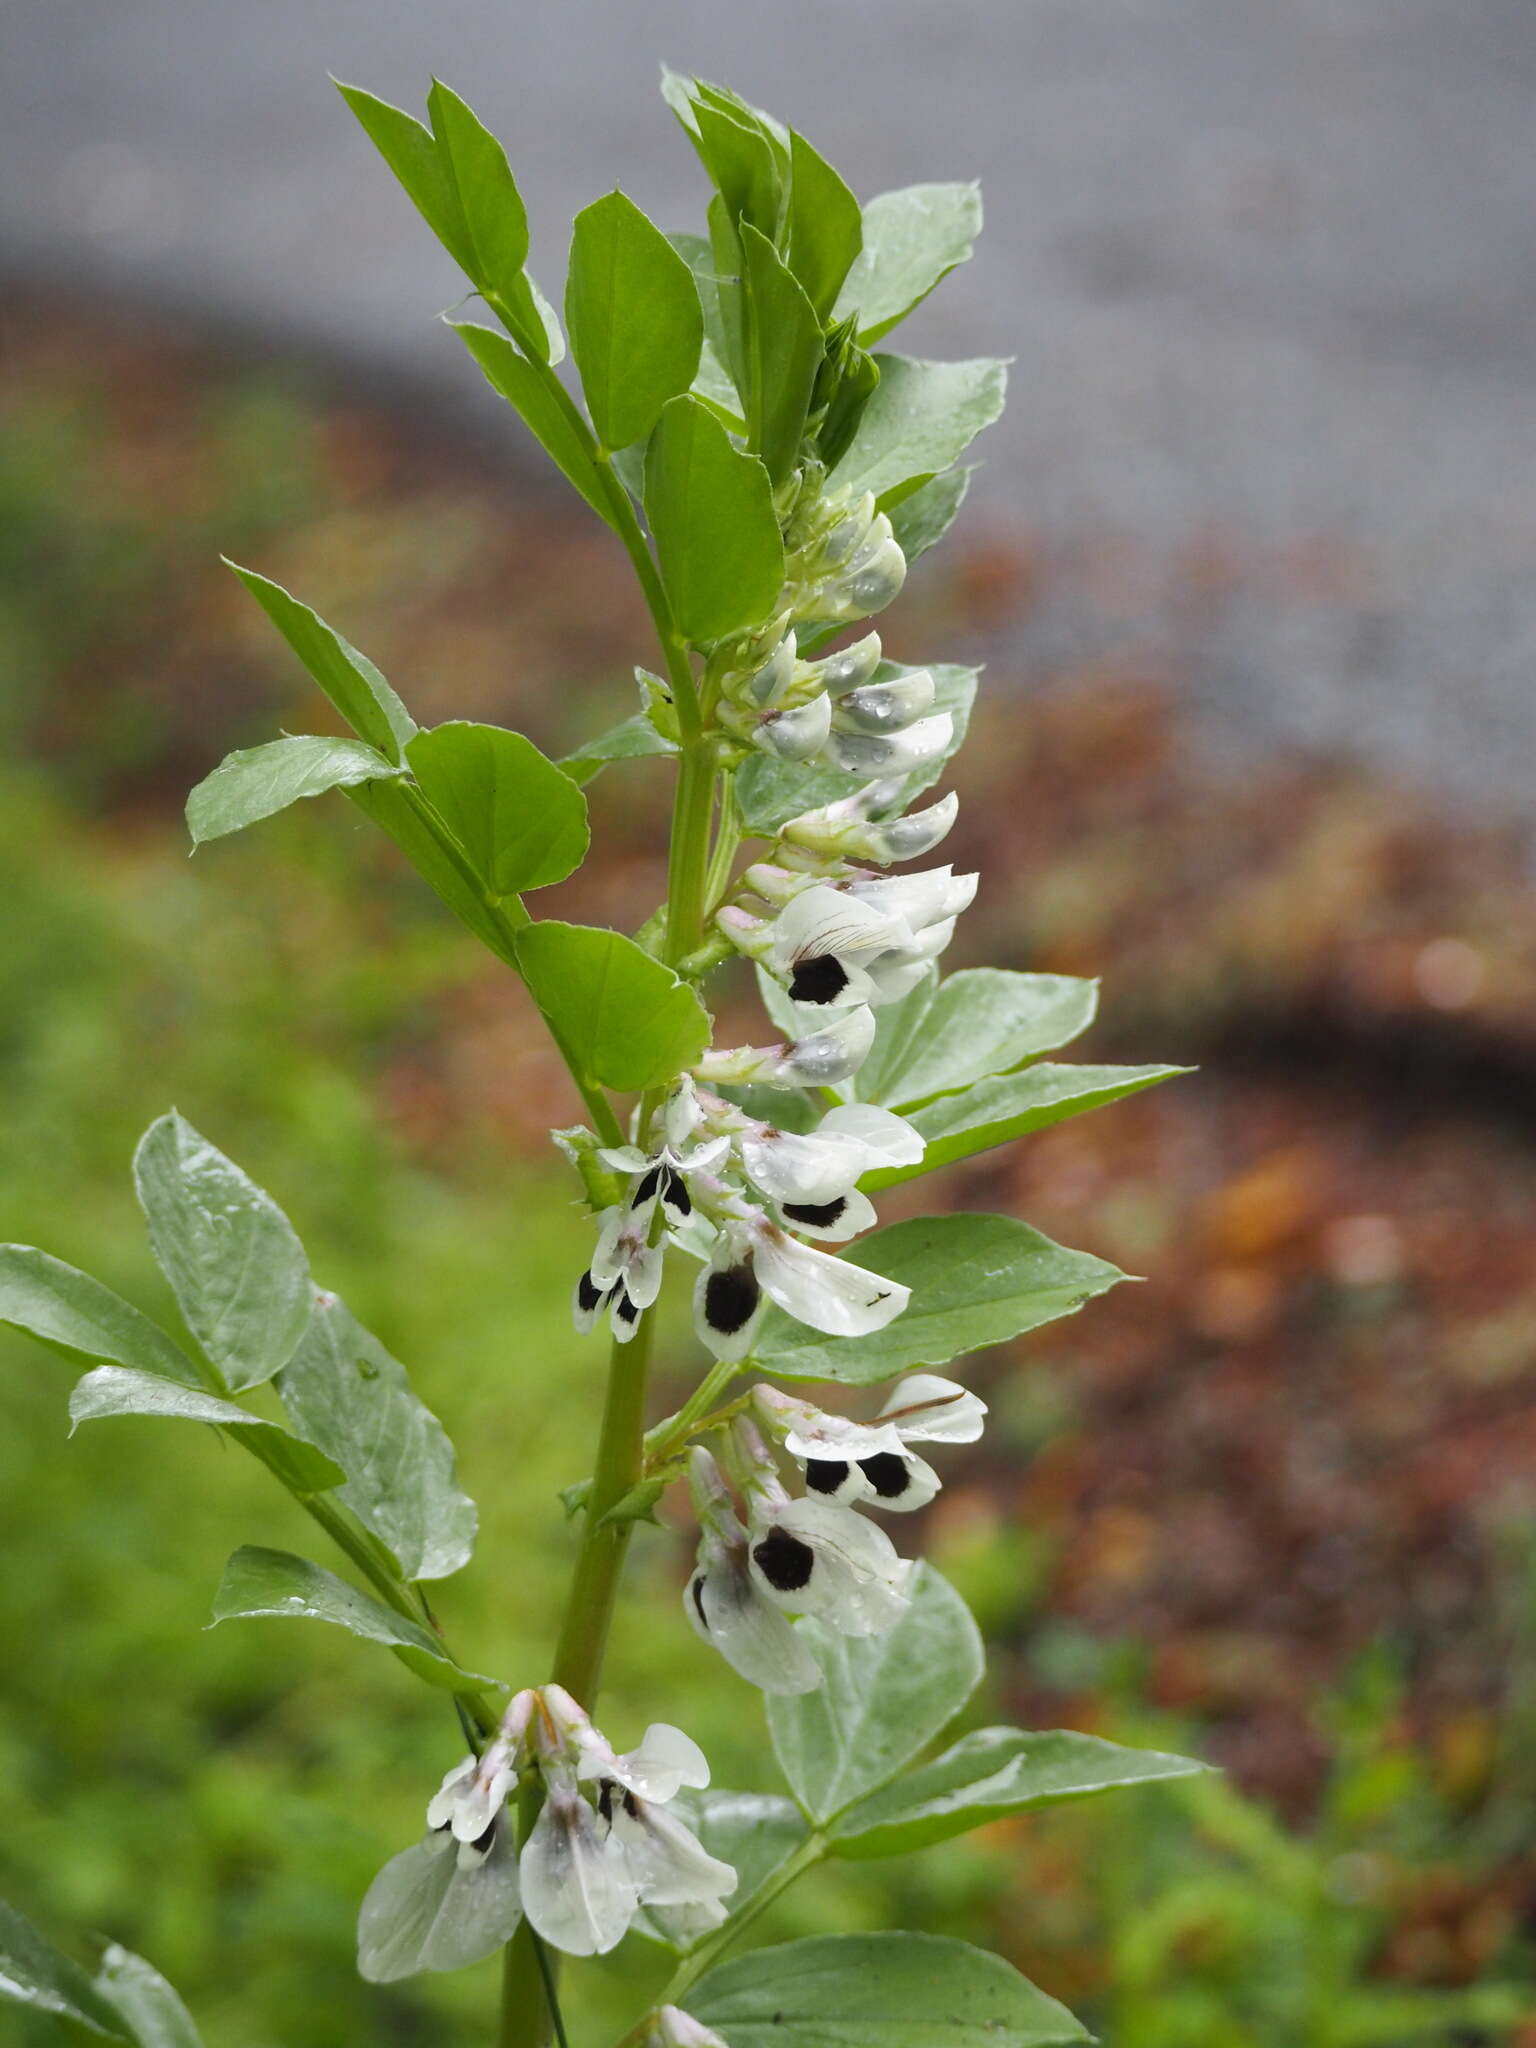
[665,743,718,967]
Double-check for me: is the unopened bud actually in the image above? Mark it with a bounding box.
[824,710,954,776]
[832,670,935,735]
[754,692,832,760]
[813,631,883,697]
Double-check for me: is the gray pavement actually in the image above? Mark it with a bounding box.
[7,0,1536,815]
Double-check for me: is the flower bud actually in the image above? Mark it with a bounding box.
[813,631,883,697]
[738,630,798,709]
[754,692,832,761]
[824,710,954,776]
[831,670,935,735]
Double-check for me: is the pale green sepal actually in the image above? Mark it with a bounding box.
[186,735,401,845]
[133,1112,312,1392]
[223,561,417,764]
[0,1899,131,2038]
[830,1726,1210,1859]
[68,1368,345,1496]
[766,1563,982,1820]
[0,1246,201,1386]
[95,1944,205,2048]
[277,1290,477,1583]
[209,1546,499,1692]
[687,1930,1088,2048]
[752,1213,1125,1386]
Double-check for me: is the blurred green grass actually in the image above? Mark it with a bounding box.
[1,314,1530,2045]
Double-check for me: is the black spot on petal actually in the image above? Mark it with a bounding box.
[805,1457,851,1495]
[782,1197,848,1229]
[661,1166,692,1217]
[623,1788,639,1819]
[704,1264,761,1335]
[614,1289,640,1326]
[858,1451,911,1499]
[753,1526,816,1593]
[576,1272,603,1314]
[634,1165,662,1208]
[789,954,851,1004]
[691,1575,710,1629]
[470,1815,499,1857]
[597,1780,615,1823]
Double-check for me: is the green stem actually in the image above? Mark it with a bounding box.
[665,743,718,967]
[642,1359,743,1468]
[499,1310,659,2047]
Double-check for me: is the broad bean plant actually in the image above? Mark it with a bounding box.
[0,69,1199,2048]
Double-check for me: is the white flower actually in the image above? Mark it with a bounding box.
[737,1103,923,1208]
[597,1079,733,1229]
[684,1447,822,1695]
[693,1005,876,1091]
[741,1440,913,1636]
[357,1822,524,1982]
[520,1764,640,1957]
[692,1212,910,1359]
[844,865,977,931]
[754,692,833,760]
[823,709,953,777]
[574,1206,664,1342]
[609,1797,735,1914]
[779,782,960,866]
[648,2006,729,2048]
[754,882,917,1008]
[811,629,883,697]
[755,1373,987,1512]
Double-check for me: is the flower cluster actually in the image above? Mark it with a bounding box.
[684,1378,986,1694]
[358,1686,735,1980]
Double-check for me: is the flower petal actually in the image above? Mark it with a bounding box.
[752,1229,911,1337]
[750,1496,913,1636]
[880,1372,988,1445]
[685,1539,823,1695]
[816,1103,925,1169]
[520,1792,639,1958]
[612,1799,737,1909]
[357,1827,522,1982]
[610,1723,711,1803]
[775,1186,879,1242]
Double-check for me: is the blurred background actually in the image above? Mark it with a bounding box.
[3,2,1535,2042]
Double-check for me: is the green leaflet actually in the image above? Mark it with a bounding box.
[95,1944,206,2048]
[835,180,984,345]
[740,222,823,486]
[644,394,784,644]
[857,967,1101,1107]
[0,1245,200,1386]
[185,734,402,845]
[865,1063,1188,1188]
[452,321,617,529]
[68,1367,344,1498]
[831,1726,1209,1858]
[786,127,863,319]
[560,713,677,785]
[752,1213,1125,1385]
[345,774,521,969]
[0,1898,131,2038]
[515,921,712,1093]
[833,354,1008,506]
[210,1546,496,1692]
[133,1112,313,1393]
[276,1290,477,1583]
[567,190,702,451]
[767,1563,982,1820]
[406,721,589,895]
[887,464,973,563]
[687,1932,1088,2048]
[223,562,417,764]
